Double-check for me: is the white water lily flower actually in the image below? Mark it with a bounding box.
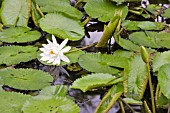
[39,35,71,65]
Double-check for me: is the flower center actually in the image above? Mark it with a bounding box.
[49,50,55,55]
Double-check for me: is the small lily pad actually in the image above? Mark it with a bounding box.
[39,13,84,41]
[0,27,41,43]
[0,91,30,113]
[0,46,38,66]
[78,53,124,74]
[22,96,80,113]
[0,68,53,90]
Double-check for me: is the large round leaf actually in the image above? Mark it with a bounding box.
[84,0,128,22]
[37,48,85,66]
[22,96,80,113]
[78,53,125,74]
[0,27,41,43]
[0,46,38,66]
[0,68,53,90]
[39,13,84,41]
[1,0,31,27]
[0,91,30,113]
[158,64,170,99]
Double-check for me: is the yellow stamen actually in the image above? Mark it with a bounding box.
[50,50,54,54]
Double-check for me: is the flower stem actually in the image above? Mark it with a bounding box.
[119,100,125,113]
[36,3,44,17]
[75,0,84,8]
[65,42,97,54]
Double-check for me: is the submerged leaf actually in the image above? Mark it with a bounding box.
[0,91,30,113]
[0,27,41,43]
[78,53,127,74]
[158,64,170,99]
[84,0,128,22]
[0,46,38,65]
[124,55,148,100]
[39,13,84,41]
[22,96,80,113]
[0,68,53,90]
[70,73,116,92]
[1,0,31,27]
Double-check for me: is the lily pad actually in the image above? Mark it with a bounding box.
[70,73,116,92]
[1,0,31,27]
[156,32,170,48]
[158,64,170,99]
[124,55,148,100]
[129,31,160,48]
[0,46,38,66]
[84,0,128,22]
[0,68,53,90]
[36,0,82,19]
[161,8,170,18]
[152,51,170,72]
[22,96,80,113]
[37,48,85,66]
[0,91,30,113]
[0,27,41,43]
[78,53,125,74]
[39,13,84,41]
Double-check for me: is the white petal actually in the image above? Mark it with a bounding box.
[39,48,46,52]
[40,56,51,61]
[47,39,52,44]
[52,35,59,46]
[47,58,55,63]
[53,57,61,65]
[60,55,70,63]
[59,38,68,50]
[61,46,71,53]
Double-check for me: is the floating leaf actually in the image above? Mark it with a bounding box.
[0,91,30,113]
[22,96,80,113]
[146,4,161,15]
[113,49,134,58]
[1,0,31,27]
[129,31,160,48]
[70,73,116,92]
[0,27,41,43]
[95,83,124,113]
[37,48,85,66]
[116,37,140,52]
[39,85,68,97]
[78,53,125,74]
[39,13,84,41]
[124,55,148,100]
[0,68,53,90]
[158,64,170,99]
[156,32,170,48]
[36,0,82,19]
[122,20,165,30]
[84,0,128,22]
[161,8,170,18]
[123,98,142,105]
[156,93,170,108]
[0,46,38,66]
[152,51,170,72]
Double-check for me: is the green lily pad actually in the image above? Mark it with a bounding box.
[0,68,53,90]
[39,85,68,97]
[0,27,41,43]
[37,48,85,66]
[84,0,128,22]
[0,91,30,113]
[22,96,80,113]
[146,4,161,15]
[129,31,160,48]
[36,0,82,19]
[161,8,170,18]
[156,32,170,48]
[124,55,148,100]
[158,64,170,99]
[152,51,170,72]
[1,0,31,27]
[78,53,125,74]
[0,46,38,66]
[39,13,84,41]
[70,73,116,92]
